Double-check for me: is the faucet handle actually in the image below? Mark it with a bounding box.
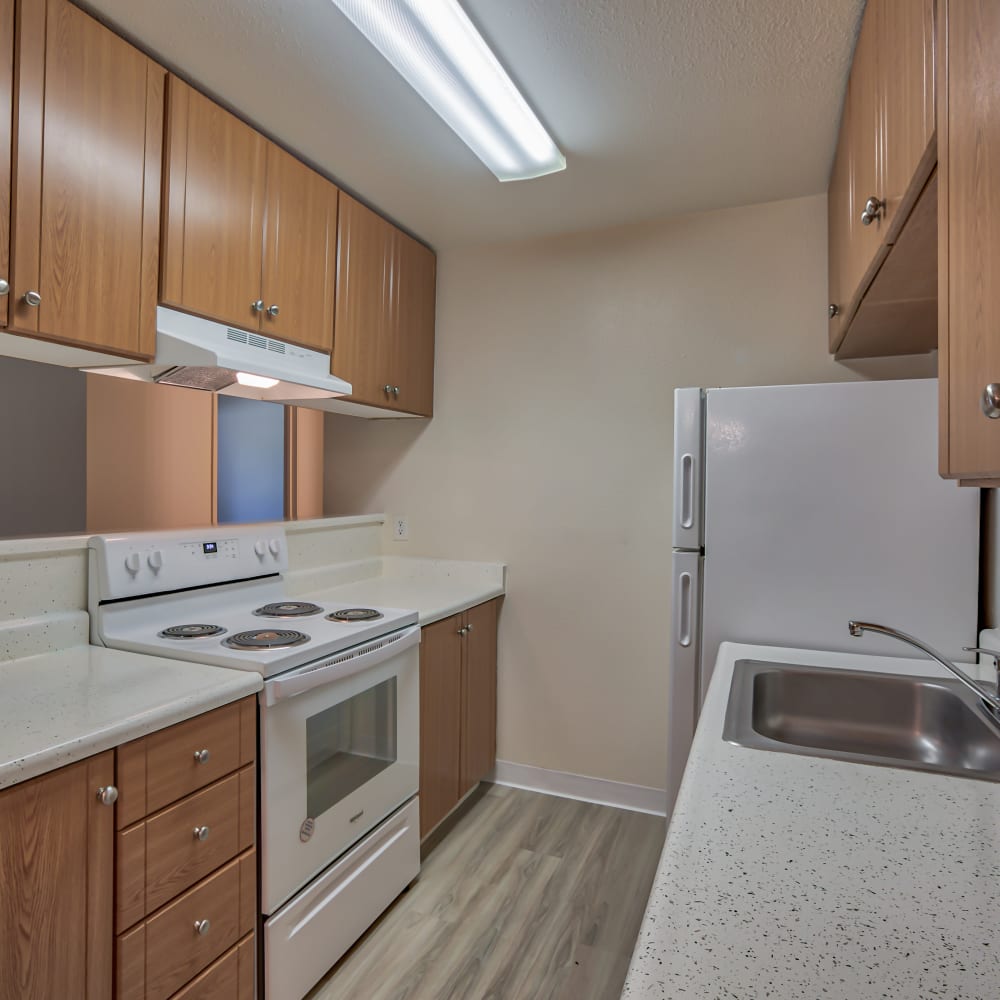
[962,646,1000,670]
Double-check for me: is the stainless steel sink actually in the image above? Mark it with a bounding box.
[722,659,1000,782]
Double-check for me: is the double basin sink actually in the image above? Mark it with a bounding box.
[723,660,1000,782]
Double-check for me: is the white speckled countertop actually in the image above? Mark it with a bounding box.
[623,641,1000,1000]
[293,555,506,625]
[0,645,260,790]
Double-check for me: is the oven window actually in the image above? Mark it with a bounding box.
[306,677,397,819]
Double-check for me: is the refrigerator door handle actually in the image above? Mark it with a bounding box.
[677,571,693,647]
[680,454,695,530]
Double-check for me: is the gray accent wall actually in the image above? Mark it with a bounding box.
[0,356,86,537]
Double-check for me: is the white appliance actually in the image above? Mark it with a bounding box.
[668,379,981,815]
[88,525,421,1000]
[84,305,352,403]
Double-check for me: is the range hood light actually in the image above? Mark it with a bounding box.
[236,371,280,389]
[329,0,565,182]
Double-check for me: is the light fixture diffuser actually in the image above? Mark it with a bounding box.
[330,0,565,182]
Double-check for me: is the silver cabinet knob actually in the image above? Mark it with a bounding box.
[193,748,210,764]
[0,279,9,296]
[251,299,264,313]
[982,384,1000,419]
[466,623,474,632]
[393,386,400,398]
[266,304,280,317]
[383,384,393,395]
[193,825,210,841]
[828,303,839,319]
[23,290,41,307]
[860,196,884,226]
[96,785,118,807]
[457,626,468,636]
[194,919,211,936]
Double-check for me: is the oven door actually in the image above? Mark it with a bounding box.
[259,624,420,915]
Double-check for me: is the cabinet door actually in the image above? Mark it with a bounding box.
[391,228,436,417]
[0,0,12,329]
[460,600,498,797]
[161,76,266,331]
[827,93,852,352]
[842,2,884,306]
[332,193,394,406]
[879,0,935,235]
[419,613,463,838]
[939,0,1000,478]
[262,143,338,352]
[10,0,162,356]
[0,752,114,1000]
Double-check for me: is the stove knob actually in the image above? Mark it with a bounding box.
[268,539,280,558]
[124,552,140,576]
[147,550,163,572]
[254,540,266,559]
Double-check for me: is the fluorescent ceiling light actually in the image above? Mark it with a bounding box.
[330,0,565,182]
[237,371,280,389]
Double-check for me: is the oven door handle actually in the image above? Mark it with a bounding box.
[263,624,421,706]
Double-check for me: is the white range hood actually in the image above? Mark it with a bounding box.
[86,306,352,403]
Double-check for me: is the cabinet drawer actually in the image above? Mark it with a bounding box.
[118,699,255,826]
[170,933,254,1000]
[117,849,256,1000]
[118,767,255,929]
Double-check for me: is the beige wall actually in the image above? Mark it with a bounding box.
[324,194,935,793]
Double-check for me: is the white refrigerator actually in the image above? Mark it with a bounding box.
[667,379,981,815]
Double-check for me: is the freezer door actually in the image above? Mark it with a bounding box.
[667,550,702,818]
[672,388,704,550]
[699,379,980,702]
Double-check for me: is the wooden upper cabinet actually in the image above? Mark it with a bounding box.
[9,0,163,357]
[333,193,436,416]
[0,752,114,1000]
[841,3,884,310]
[333,192,394,405]
[827,92,852,350]
[162,76,339,351]
[938,0,1000,479]
[828,0,937,359]
[392,228,436,417]
[161,76,267,331]
[0,0,12,330]
[879,0,936,236]
[261,142,338,352]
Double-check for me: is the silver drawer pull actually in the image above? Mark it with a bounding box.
[193,748,210,764]
[23,290,41,307]
[194,919,211,936]
[193,825,210,842]
[982,383,1000,419]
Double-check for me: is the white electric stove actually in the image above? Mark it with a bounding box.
[88,525,422,1000]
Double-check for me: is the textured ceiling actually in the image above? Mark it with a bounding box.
[79,0,863,249]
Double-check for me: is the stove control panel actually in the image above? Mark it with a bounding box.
[89,525,290,602]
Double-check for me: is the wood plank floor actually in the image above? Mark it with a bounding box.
[308,785,666,1000]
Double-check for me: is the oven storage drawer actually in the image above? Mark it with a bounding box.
[117,699,256,825]
[265,797,420,1000]
[117,849,256,1000]
[118,766,255,927]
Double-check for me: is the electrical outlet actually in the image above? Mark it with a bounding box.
[392,516,409,541]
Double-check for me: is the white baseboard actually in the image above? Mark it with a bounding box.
[489,759,667,817]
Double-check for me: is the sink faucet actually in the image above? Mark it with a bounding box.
[847,621,1000,719]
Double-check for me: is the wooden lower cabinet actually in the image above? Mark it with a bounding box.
[115,697,257,1000]
[0,695,259,1000]
[0,751,115,1000]
[419,599,500,838]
